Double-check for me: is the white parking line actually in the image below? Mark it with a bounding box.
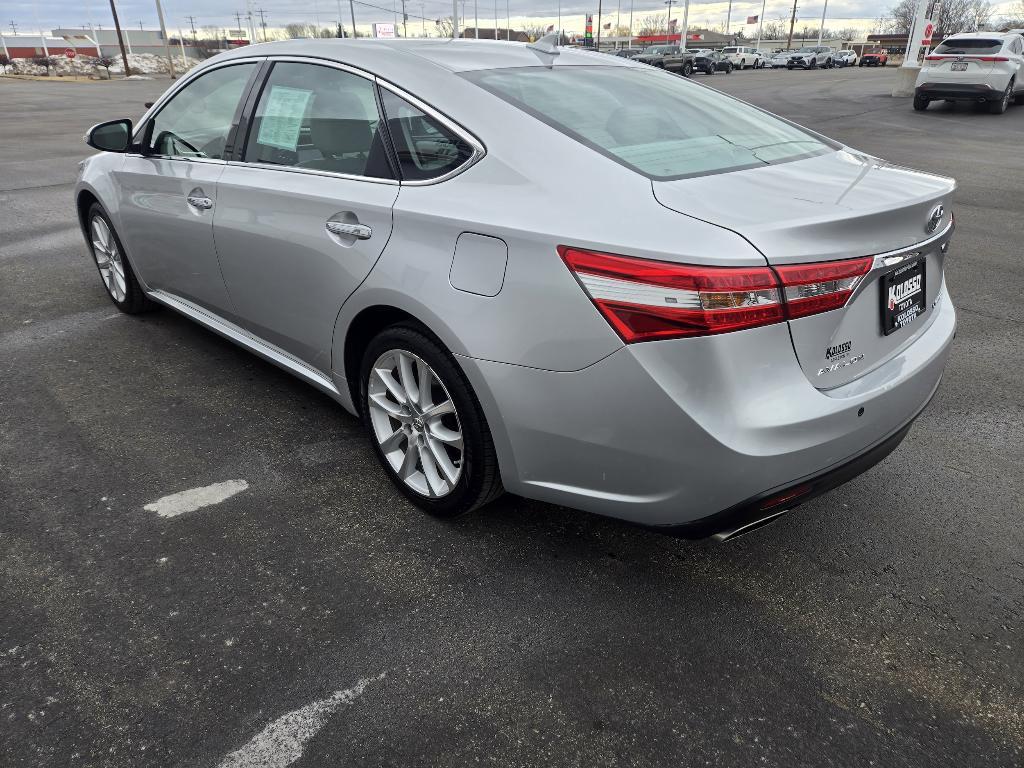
[217,673,386,768]
[143,480,249,518]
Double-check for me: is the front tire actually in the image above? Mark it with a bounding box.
[913,94,930,111]
[682,61,693,77]
[86,204,155,314]
[360,324,503,517]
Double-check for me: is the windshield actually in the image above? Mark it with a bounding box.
[797,47,817,53]
[643,46,671,54]
[934,38,1002,54]
[462,66,833,180]
[723,48,738,53]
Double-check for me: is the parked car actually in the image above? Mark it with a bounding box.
[77,39,956,539]
[633,44,696,76]
[914,32,1024,114]
[721,46,768,69]
[786,46,835,69]
[859,49,888,66]
[610,47,644,58]
[771,50,795,68]
[835,50,858,67]
[691,49,733,74]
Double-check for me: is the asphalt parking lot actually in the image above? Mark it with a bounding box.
[1,66,1022,768]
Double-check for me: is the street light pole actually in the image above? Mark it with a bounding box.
[755,0,766,50]
[680,0,689,49]
[815,0,828,46]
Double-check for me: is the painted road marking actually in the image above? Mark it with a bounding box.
[143,480,249,518]
[217,673,386,768]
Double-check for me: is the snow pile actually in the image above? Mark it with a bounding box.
[6,52,202,77]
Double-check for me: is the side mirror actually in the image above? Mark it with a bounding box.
[86,119,133,152]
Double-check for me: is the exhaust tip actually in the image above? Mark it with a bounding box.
[711,509,788,543]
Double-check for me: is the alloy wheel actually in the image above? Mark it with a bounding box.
[90,216,127,302]
[367,349,464,498]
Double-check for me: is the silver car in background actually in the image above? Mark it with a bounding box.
[76,39,956,539]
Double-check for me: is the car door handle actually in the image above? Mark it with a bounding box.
[186,195,214,210]
[326,221,372,240]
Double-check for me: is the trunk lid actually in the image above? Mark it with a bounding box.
[653,149,956,389]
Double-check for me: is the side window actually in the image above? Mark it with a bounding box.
[146,63,256,160]
[379,89,476,182]
[243,62,392,179]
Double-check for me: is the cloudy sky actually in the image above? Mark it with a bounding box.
[5,0,1016,39]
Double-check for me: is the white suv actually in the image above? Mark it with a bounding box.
[914,32,1024,114]
[721,46,767,69]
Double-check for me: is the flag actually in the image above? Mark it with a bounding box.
[603,22,611,29]
[747,14,759,23]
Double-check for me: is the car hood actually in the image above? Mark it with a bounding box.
[652,149,956,264]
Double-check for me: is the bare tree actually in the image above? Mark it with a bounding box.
[637,13,667,35]
[1000,0,1024,26]
[0,53,9,74]
[435,16,455,37]
[96,55,115,77]
[523,24,548,40]
[887,0,993,35]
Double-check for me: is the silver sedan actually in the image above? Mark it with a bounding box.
[76,38,956,539]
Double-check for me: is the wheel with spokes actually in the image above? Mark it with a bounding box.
[86,203,154,313]
[360,325,502,516]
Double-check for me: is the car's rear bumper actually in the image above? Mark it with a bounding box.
[459,282,956,531]
[916,81,1007,101]
[861,59,885,65]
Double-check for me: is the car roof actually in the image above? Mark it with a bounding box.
[208,38,634,75]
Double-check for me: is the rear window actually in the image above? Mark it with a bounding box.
[462,65,833,180]
[934,38,1003,54]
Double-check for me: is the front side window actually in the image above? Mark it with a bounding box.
[934,38,1002,54]
[379,89,475,181]
[146,63,256,159]
[463,65,833,180]
[243,62,392,178]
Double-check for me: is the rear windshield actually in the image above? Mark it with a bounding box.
[461,65,833,180]
[934,38,1002,54]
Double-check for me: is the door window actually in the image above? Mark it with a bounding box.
[243,62,392,179]
[379,89,476,182]
[146,63,256,160]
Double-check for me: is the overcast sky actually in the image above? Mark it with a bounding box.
[5,0,1017,37]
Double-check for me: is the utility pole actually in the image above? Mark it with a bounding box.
[785,0,797,49]
[9,21,18,34]
[401,0,409,37]
[108,0,132,76]
[421,2,426,36]
[154,0,176,77]
[234,10,244,36]
[597,0,604,48]
[474,0,478,37]
[506,0,510,40]
[725,0,732,34]
[664,0,676,39]
[256,8,268,40]
[177,26,187,66]
[815,0,827,45]
[453,0,459,37]
[186,14,197,38]
[350,0,358,37]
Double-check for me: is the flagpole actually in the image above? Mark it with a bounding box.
[755,0,765,50]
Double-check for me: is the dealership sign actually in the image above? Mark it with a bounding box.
[373,22,396,38]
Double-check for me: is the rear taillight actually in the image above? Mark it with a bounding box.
[926,54,1008,61]
[558,247,782,342]
[773,257,873,319]
[560,247,874,343]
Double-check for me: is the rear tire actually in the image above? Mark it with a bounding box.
[360,324,503,518]
[913,94,930,111]
[86,203,156,314]
[682,61,693,77]
[989,81,1012,114]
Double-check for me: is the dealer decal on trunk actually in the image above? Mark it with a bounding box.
[819,339,863,376]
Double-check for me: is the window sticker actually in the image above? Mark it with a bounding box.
[256,86,313,151]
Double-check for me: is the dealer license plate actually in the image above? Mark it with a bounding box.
[881,258,926,336]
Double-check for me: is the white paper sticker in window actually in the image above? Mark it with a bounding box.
[257,86,313,151]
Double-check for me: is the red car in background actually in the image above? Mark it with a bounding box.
[860,49,889,66]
